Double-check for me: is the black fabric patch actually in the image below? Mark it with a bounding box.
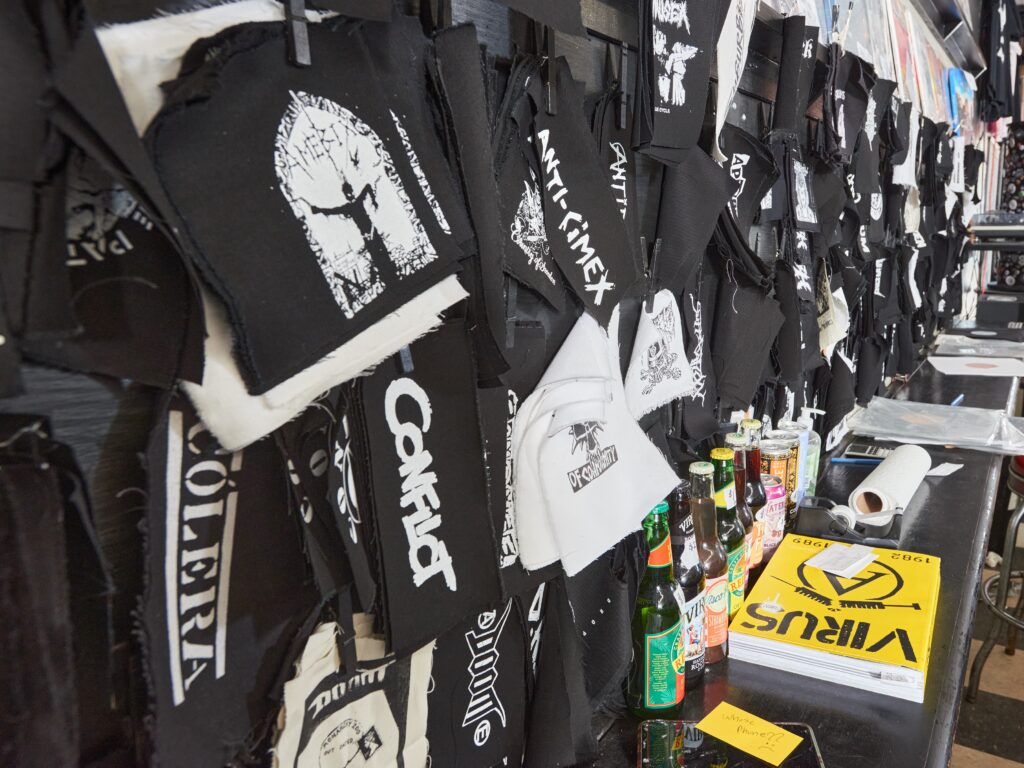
[496,123,569,310]
[22,151,204,388]
[654,147,735,293]
[276,394,356,600]
[679,257,721,442]
[325,384,381,614]
[83,0,392,24]
[356,322,503,655]
[711,261,785,410]
[527,59,641,324]
[522,577,597,768]
[426,598,528,766]
[432,23,513,380]
[148,21,461,393]
[565,536,643,715]
[592,78,642,273]
[633,0,721,162]
[143,392,319,768]
[720,123,778,233]
[493,0,585,35]
[0,418,81,768]
[477,385,559,598]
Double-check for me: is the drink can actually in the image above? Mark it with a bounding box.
[777,420,810,504]
[760,474,786,560]
[764,430,800,509]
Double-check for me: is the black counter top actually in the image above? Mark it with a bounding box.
[591,365,1019,768]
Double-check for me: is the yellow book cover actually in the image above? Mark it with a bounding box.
[730,535,941,680]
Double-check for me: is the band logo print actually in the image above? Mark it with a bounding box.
[163,410,240,706]
[566,421,619,492]
[385,377,457,591]
[608,141,630,220]
[510,172,557,286]
[462,601,514,746]
[640,305,683,394]
[275,90,438,319]
[333,414,362,544]
[652,1,699,110]
[501,391,520,568]
[535,129,615,305]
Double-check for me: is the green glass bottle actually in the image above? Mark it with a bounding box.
[628,501,685,719]
[710,447,748,621]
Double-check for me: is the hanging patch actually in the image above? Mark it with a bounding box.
[527,59,639,324]
[356,322,503,654]
[147,21,463,394]
[22,151,204,388]
[426,599,529,766]
[274,621,434,768]
[624,289,694,418]
[497,144,567,310]
[718,123,779,232]
[143,392,319,768]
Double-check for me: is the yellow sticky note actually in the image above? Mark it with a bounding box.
[696,702,803,767]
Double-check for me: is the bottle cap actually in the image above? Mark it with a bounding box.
[649,500,670,515]
[740,418,762,431]
[724,432,748,448]
[690,461,714,476]
[709,447,734,461]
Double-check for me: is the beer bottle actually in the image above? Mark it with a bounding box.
[710,447,747,622]
[740,418,768,585]
[670,482,706,690]
[724,433,754,589]
[690,462,729,663]
[628,501,685,718]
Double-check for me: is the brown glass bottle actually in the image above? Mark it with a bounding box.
[689,462,729,664]
[724,434,754,592]
[710,448,747,623]
[740,418,768,586]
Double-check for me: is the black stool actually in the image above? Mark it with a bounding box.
[966,462,1024,702]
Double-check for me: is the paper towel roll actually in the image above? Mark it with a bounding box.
[848,445,931,525]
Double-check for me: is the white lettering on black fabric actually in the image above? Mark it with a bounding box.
[164,411,240,706]
[462,601,513,746]
[535,129,615,305]
[385,378,457,590]
[275,91,438,319]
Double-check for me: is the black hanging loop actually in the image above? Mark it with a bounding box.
[543,25,557,115]
[285,0,311,67]
[645,237,662,312]
[617,44,629,130]
[420,0,452,35]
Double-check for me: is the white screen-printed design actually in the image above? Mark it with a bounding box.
[510,172,557,285]
[792,161,817,224]
[274,91,438,318]
[652,1,699,108]
[640,305,684,394]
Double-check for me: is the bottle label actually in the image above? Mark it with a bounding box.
[683,589,706,666]
[749,518,765,568]
[644,620,684,708]
[714,482,736,510]
[727,544,748,618]
[648,534,672,568]
[760,488,787,558]
[705,576,729,648]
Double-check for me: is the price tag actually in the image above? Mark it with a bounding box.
[696,702,803,766]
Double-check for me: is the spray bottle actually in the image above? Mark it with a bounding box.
[798,408,824,496]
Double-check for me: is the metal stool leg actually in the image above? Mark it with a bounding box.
[967,608,1003,702]
[967,500,1024,702]
[1007,576,1024,655]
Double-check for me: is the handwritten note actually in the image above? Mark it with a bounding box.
[696,702,803,766]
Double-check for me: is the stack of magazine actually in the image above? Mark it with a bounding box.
[729,535,941,702]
